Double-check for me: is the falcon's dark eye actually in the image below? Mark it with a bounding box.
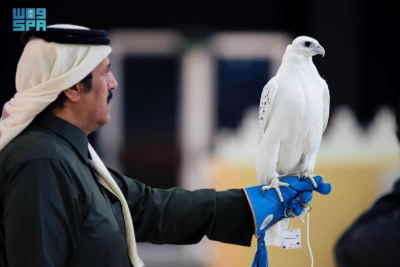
[304,41,311,47]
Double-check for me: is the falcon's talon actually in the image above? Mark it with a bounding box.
[261,178,290,203]
[301,171,318,188]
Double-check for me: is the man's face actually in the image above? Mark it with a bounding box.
[81,57,117,127]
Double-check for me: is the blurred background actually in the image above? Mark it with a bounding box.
[2,1,400,266]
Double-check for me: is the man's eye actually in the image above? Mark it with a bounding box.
[305,42,311,47]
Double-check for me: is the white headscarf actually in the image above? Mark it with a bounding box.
[0,24,144,267]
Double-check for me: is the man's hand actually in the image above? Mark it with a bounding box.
[243,176,331,267]
[243,175,331,237]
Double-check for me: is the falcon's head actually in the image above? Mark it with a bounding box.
[291,36,325,58]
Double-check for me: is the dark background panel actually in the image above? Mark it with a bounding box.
[122,56,180,189]
[217,60,271,129]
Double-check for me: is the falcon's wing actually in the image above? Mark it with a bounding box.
[322,81,330,133]
[258,78,278,144]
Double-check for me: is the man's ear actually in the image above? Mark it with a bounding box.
[64,83,85,103]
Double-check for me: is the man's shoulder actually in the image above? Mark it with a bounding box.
[0,125,66,168]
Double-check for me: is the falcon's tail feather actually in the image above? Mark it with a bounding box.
[265,218,290,246]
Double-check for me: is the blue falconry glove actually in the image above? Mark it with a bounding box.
[243,176,331,267]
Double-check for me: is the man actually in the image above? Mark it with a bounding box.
[0,25,330,267]
[335,101,400,267]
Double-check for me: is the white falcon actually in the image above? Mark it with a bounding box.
[256,36,330,245]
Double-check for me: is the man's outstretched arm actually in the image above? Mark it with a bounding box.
[107,167,255,246]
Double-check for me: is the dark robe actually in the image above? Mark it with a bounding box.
[0,112,254,267]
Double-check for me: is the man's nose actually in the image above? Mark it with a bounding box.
[109,71,118,90]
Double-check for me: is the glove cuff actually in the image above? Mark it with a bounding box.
[243,188,258,237]
[243,186,285,238]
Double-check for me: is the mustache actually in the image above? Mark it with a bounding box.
[107,91,113,103]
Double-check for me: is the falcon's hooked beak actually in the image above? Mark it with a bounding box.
[313,45,325,57]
